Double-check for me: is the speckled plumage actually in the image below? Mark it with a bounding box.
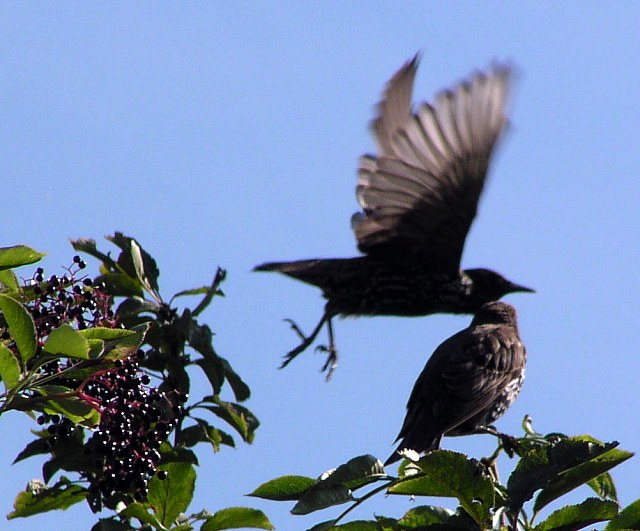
[385,301,526,465]
[255,56,532,375]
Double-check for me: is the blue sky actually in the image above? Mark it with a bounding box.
[1,3,639,530]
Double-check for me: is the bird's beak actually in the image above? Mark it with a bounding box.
[510,282,535,294]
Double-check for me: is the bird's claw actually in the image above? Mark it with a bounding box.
[316,344,338,380]
[283,318,307,341]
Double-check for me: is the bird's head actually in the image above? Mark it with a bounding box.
[471,300,518,326]
[464,268,534,303]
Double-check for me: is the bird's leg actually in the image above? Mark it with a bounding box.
[316,317,338,380]
[281,312,330,369]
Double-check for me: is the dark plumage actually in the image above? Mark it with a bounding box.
[255,55,533,375]
[385,301,526,465]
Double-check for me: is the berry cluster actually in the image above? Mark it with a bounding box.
[25,256,117,343]
[8,257,184,506]
[79,352,184,505]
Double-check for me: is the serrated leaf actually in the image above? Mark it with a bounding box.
[7,480,87,518]
[248,475,316,501]
[87,339,105,359]
[192,267,226,317]
[201,507,274,530]
[0,245,46,271]
[116,296,159,316]
[43,324,89,359]
[13,437,51,464]
[605,498,640,530]
[91,517,134,531]
[587,472,618,502]
[533,498,618,531]
[508,438,623,513]
[221,356,251,402]
[71,238,117,270]
[201,400,259,443]
[307,519,340,531]
[398,505,459,527]
[120,502,164,528]
[0,342,21,388]
[97,273,145,299]
[180,419,235,452]
[196,357,224,396]
[291,483,353,515]
[388,450,493,527]
[78,328,136,340]
[319,454,385,491]
[130,239,161,303]
[147,461,195,527]
[106,233,161,301]
[0,269,19,291]
[533,443,632,514]
[0,293,36,365]
[37,385,100,426]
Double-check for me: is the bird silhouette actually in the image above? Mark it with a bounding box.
[386,301,526,465]
[255,55,532,377]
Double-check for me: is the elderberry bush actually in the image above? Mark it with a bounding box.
[0,237,268,530]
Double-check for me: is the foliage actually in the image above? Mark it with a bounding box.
[1,237,637,531]
[0,237,272,530]
[251,418,637,530]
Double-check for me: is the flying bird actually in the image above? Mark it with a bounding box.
[385,301,526,465]
[255,55,533,377]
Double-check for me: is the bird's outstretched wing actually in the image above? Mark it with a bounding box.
[352,56,512,272]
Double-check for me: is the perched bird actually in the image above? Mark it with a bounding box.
[385,301,526,465]
[255,55,533,376]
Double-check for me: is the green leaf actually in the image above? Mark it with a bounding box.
[120,502,165,528]
[13,437,51,464]
[605,498,640,530]
[508,437,624,513]
[147,461,196,527]
[221,356,251,402]
[43,324,89,359]
[397,505,464,527]
[78,327,136,340]
[319,454,386,491]
[71,238,118,270]
[39,386,100,426]
[0,293,36,365]
[317,521,389,531]
[307,520,340,531]
[249,475,316,501]
[106,233,161,301]
[0,342,21,388]
[7,480,87,518]
[0,269,19,291]
[192,267,226,317]
[87,339,105,359]
[388,450,494,527]
[98,272,145,299]
[201,507,274,530]
[0,245,46,271]
[291,483,353,515]
[91,517,136,531]
[533,442,632,514]
[196,357,224,396]
[587,472,618,502]
[130,239,162,303]
[180,419,235,451]
[202,400,259,443]
[534,498,618,531]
